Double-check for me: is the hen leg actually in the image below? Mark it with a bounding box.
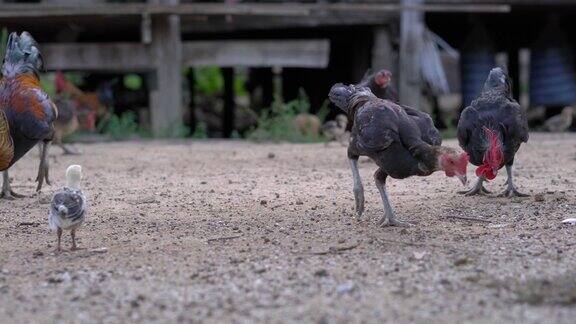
[498,165,529,198]
[458,177,491,196]
[0,170,25,199]
[35,140,51,192]
[349,157,365,218]
[374,170,411,227]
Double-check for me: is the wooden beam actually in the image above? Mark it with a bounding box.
[43,43,153,71]
[0,2,510,19]
[0,3,310,18]
[399,0,424,108]
[42,39,330,71]
[182,40,330,68]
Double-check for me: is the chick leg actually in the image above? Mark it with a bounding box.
[497,165,529,198]
[349,157,365,218]
[70,229,82,251]
[0,170,25,199]
[56,228,62,252]
[458,177,491,196]
[374,170,411,227]
[35,140,51,192]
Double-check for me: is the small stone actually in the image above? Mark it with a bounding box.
[533,193,545,202]
[267,153,275,159]
[314,269,328,277]
[454,257,471,266]
[260,200,268,206]
[336,281,356,294]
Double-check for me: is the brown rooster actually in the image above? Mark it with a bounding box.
[0,32,57,198]
[54,71,111,132]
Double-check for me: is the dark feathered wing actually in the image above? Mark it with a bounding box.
[0,109,14,170]
[402,105,442,146]
[457,105,474,149]
[354,102,397,152]
[503,101,529,143]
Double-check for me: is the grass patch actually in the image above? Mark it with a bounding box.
[248,90,325,143]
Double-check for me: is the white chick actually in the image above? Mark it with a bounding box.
[49,165,86,252]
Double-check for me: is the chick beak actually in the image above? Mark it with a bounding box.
[457,174,468,186]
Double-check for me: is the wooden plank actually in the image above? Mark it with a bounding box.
[0,2,510,18]
[0,3,310,18]
[42,40,330,71]
[42,43,153,71]
[182,40,330,68]
[399,0,424,108]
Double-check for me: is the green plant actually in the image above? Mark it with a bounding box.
[192,121,208,139]
[316,99,330,123]
[195,67,223,96]
[0,28,7,60]
[103,111,139,140]
[157,122,191,138]
[248,89,324,143]
[40,74,56,97]
[233,68,248,97]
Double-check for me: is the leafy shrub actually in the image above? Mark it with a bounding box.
[103,112,139,140]
[248,89,324,143]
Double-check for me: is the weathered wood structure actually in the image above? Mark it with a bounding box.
[1,0,575,134]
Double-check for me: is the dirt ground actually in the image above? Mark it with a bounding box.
[0,133,575,323]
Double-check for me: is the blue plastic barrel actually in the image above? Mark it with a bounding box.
[461,49,495,107]
[530,47,576,106]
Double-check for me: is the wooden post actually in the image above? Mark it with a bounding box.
[222,68,235,138]
[372,26,395,73]
[149,0,182,136]
[399,0,424,108]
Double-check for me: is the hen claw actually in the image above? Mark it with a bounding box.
[458,185,491,196]
[497,187,529,198]
[378,216,412,227]
[0,190,26,200]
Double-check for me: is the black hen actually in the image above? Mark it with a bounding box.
[329,84,468,226]
[360,69,441,146]
[358,69,399,102]
[457,67,529,197]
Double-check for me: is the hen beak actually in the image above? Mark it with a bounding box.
[457,174,468,186]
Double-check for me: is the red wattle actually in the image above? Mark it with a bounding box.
[475,165,496,180]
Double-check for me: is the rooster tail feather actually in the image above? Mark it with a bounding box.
[0,110,14,171]
[2,31,43,77]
